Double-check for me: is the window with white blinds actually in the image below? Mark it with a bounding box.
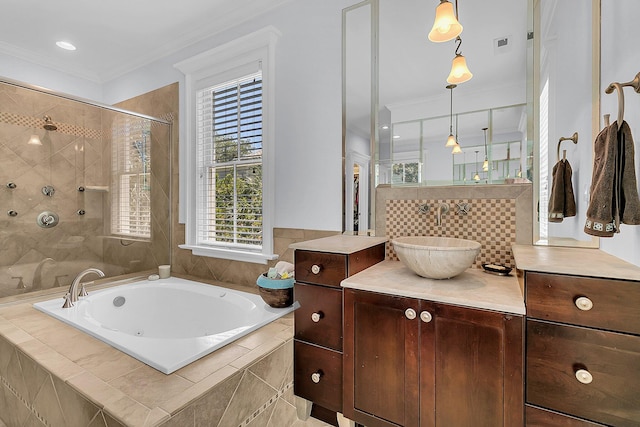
[195,72,263,250]
[111,117,152,239]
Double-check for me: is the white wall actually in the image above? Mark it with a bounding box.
[2,0,355,233]
[0,53,103,101]
[104,0,353,232]
[599,0,640,266]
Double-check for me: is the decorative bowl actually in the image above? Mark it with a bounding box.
[256,273,295,308]
[392,236,481,279]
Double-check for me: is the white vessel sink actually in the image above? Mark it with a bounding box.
[392,236,481,279]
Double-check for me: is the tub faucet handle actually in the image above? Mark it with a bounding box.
[62,292,74,308]
[79,282,91,297]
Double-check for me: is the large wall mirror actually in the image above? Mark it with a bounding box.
[343,0,609,249]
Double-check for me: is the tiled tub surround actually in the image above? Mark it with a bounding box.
[377,184,533,268]
[0,277,307,427]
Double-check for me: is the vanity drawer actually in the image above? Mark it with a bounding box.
[295,250,347,287]
[526,272,640,335]
[294,340,342,413]
[294,283,343,351]
[526,405,605,426]
[526,320,640,426]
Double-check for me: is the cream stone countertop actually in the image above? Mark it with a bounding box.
[289,234,387,254]
[0,274,294,427]
[341,260,525,315]
[512,244,640,280]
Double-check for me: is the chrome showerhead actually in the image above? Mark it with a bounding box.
[43,115,57,131]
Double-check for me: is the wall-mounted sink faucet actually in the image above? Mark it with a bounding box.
[436,203,450,226]
[32,257,56,290]
[62,268,105,308]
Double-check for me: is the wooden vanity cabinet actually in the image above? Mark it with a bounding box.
[343,288,524,427]
[525,271,640,426]
[293,242,385,424]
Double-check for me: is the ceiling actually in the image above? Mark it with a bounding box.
[0,0,293,83]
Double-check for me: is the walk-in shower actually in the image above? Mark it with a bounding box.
[0,77,172,299]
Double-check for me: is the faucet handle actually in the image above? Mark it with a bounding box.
[78,281,92,297]
[62,292,74,308]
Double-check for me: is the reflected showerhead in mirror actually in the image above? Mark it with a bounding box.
[43,115,57,131]
[447,37,472,84]
[428,0,463,43]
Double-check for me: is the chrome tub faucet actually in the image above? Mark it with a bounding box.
[436,202,449,226]
[62,268,105,308]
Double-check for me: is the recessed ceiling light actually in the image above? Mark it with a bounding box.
[393,135,400,139]
[56,41,76,51]
[381,125,389,130]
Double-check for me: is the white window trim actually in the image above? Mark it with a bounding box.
[175,26,280,264]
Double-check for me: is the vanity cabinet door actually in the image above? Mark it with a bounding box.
[343,289,524,427]
[343,288,421,427]
[426,304,524,427]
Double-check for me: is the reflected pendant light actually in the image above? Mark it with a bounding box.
[447,37,473,84]
[445,84,457,147]
[473,150,480,181]
[428,0,463,43]
[451,113,462,154]
[482,127,489,171]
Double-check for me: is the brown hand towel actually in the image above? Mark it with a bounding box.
[548,160,566,222]
[549,159,576,223]
[619,122,640,225]
[585,121,640,237]
[563,159,576,218]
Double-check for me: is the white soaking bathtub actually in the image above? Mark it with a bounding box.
[33,277,297,374]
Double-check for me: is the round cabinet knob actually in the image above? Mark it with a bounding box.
[311,371,322,383]
[575,296,594,311]
[420,311,433,323]
[311,312,324,323]
[405,308,417,320]
[575,369,593,384]
[311,264,322,275]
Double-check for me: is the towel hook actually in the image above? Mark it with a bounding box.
[605,72,640,130]
[557,132,578,162]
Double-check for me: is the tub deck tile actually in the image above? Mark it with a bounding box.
[108,365,194,409]
[174,343,249,384]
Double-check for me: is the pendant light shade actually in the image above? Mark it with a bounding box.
[447,53,473,84]
[428,0,463,43]
[446,133,457,147]
[451,143,462,154]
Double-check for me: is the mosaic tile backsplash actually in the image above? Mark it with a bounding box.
[385,198,517,268]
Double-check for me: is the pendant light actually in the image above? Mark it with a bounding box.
[28,133,42,145]
[473,150,480,181]
[447,37,473,84]
[445,84,457,147]
[482,127,489,171]
[428,0,463,43]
